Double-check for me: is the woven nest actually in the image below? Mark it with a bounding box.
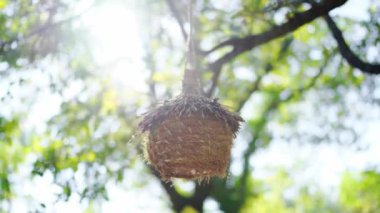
[139,95,243,181]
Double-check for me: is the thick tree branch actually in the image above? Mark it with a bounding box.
[324,15,380,74]
[206,0,347,97]
[150,165,211,212]
[160,181,188,212]
[149,167,188,212]
[206,0,346,55]
[190,183,212,212]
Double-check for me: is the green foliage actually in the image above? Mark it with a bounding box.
[0,117,24,201]
[340,171,380,213]
[240,170,341,213]
[29,85,141,202]
[0,0,379,212]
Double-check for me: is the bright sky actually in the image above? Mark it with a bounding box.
[6,0,380,212]
[83,2,147,93]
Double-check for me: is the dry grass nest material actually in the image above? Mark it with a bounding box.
[138,94,244,180]
[138,95,243,136]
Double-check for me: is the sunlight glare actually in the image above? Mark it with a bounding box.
[82,3,147,93]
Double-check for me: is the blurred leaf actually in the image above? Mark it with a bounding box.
[340,171,380,212]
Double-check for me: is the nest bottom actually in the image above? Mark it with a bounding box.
[146,114,233,181]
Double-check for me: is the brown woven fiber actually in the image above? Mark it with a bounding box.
[139,2,244,181]
[139,95,243,181]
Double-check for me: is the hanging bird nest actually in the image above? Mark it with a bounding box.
[139,71,243,181]
[138,0,243,181]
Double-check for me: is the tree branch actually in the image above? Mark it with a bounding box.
[160,181,188,212]
[0,3,94,53]
[235,67,269,112]
[237,63,324,208]
[166,0,188,41]
[149,167,188,212]
[206,0,346,55]
[324,15,380,74]
[190,183,212,212]
[235,37,292,111]
[150,165,212,212]
[205,0,347,96]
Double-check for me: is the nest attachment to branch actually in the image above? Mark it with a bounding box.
[139,94,243,181]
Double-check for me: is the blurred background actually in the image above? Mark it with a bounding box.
[0,0,380,212]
